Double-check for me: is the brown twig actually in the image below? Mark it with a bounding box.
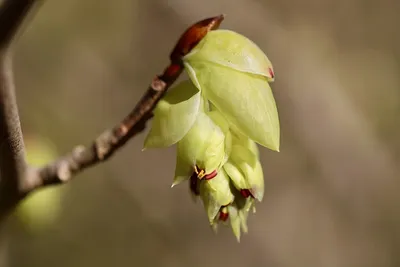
[12,13,224,211]
[0,6,224,220]
[0,0,225,221]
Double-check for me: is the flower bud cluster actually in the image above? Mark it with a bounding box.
[144,30,279,241]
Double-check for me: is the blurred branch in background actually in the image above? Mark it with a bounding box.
[0,0,36,224]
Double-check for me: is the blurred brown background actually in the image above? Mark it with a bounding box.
[2,0,400,266]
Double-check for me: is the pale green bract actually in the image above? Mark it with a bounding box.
[183,29,279,151]
[185,30,275,82]
[230,127,260,158]
[144,80,201,148]
[185,61,280,151]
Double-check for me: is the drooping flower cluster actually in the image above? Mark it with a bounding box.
[144,30,279,241]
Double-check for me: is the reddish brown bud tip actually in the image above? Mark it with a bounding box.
[268,67,275,79]
[160,63,183,83]
[204,170,218,180]
[170,14,225,62]
[219,210,229,222]
[240,189,254,199]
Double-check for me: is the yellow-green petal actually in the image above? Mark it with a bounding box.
[204,169,234,207]
[172,150,192,187]
[238,198,255,233]
[231,127,260,158]
[207,110,230,133]
[223,130,232,164]
[207,110,232,163]
[185,61,280,151]
[185,29,274,82]
[223,160,248,190]
[248,161,264,201]
[227,205,241,242]
[177,111,226,173]
[200,187,220,223]
[200,170,234,223]
[231,145,265,201]
[144,80,200,148]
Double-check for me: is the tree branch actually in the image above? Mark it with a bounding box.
[0,0,39,222]
[21,64,181,191]
[0,52,25,220]
[23,15,224,190]
[0,0,224,222]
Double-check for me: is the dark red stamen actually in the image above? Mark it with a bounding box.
[189,172,200,195]
[204,170,218,180]
[219,211,229,221]
[240,189,254,198]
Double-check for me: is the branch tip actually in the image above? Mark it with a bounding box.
[170,14,225,62]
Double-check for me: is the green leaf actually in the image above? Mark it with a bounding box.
[177,111,226,173]
[144,80,201,148]
[185,29,274,82]
[185,61,280,151]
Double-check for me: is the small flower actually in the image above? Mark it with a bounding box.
[226,134,264,202]
[209,110,264,201]
[212,191,256,241]
[142,26,280,241]
[172,109,227,187]
[199,169,234,223]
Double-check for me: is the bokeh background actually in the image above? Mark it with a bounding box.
[1,0,400,266]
